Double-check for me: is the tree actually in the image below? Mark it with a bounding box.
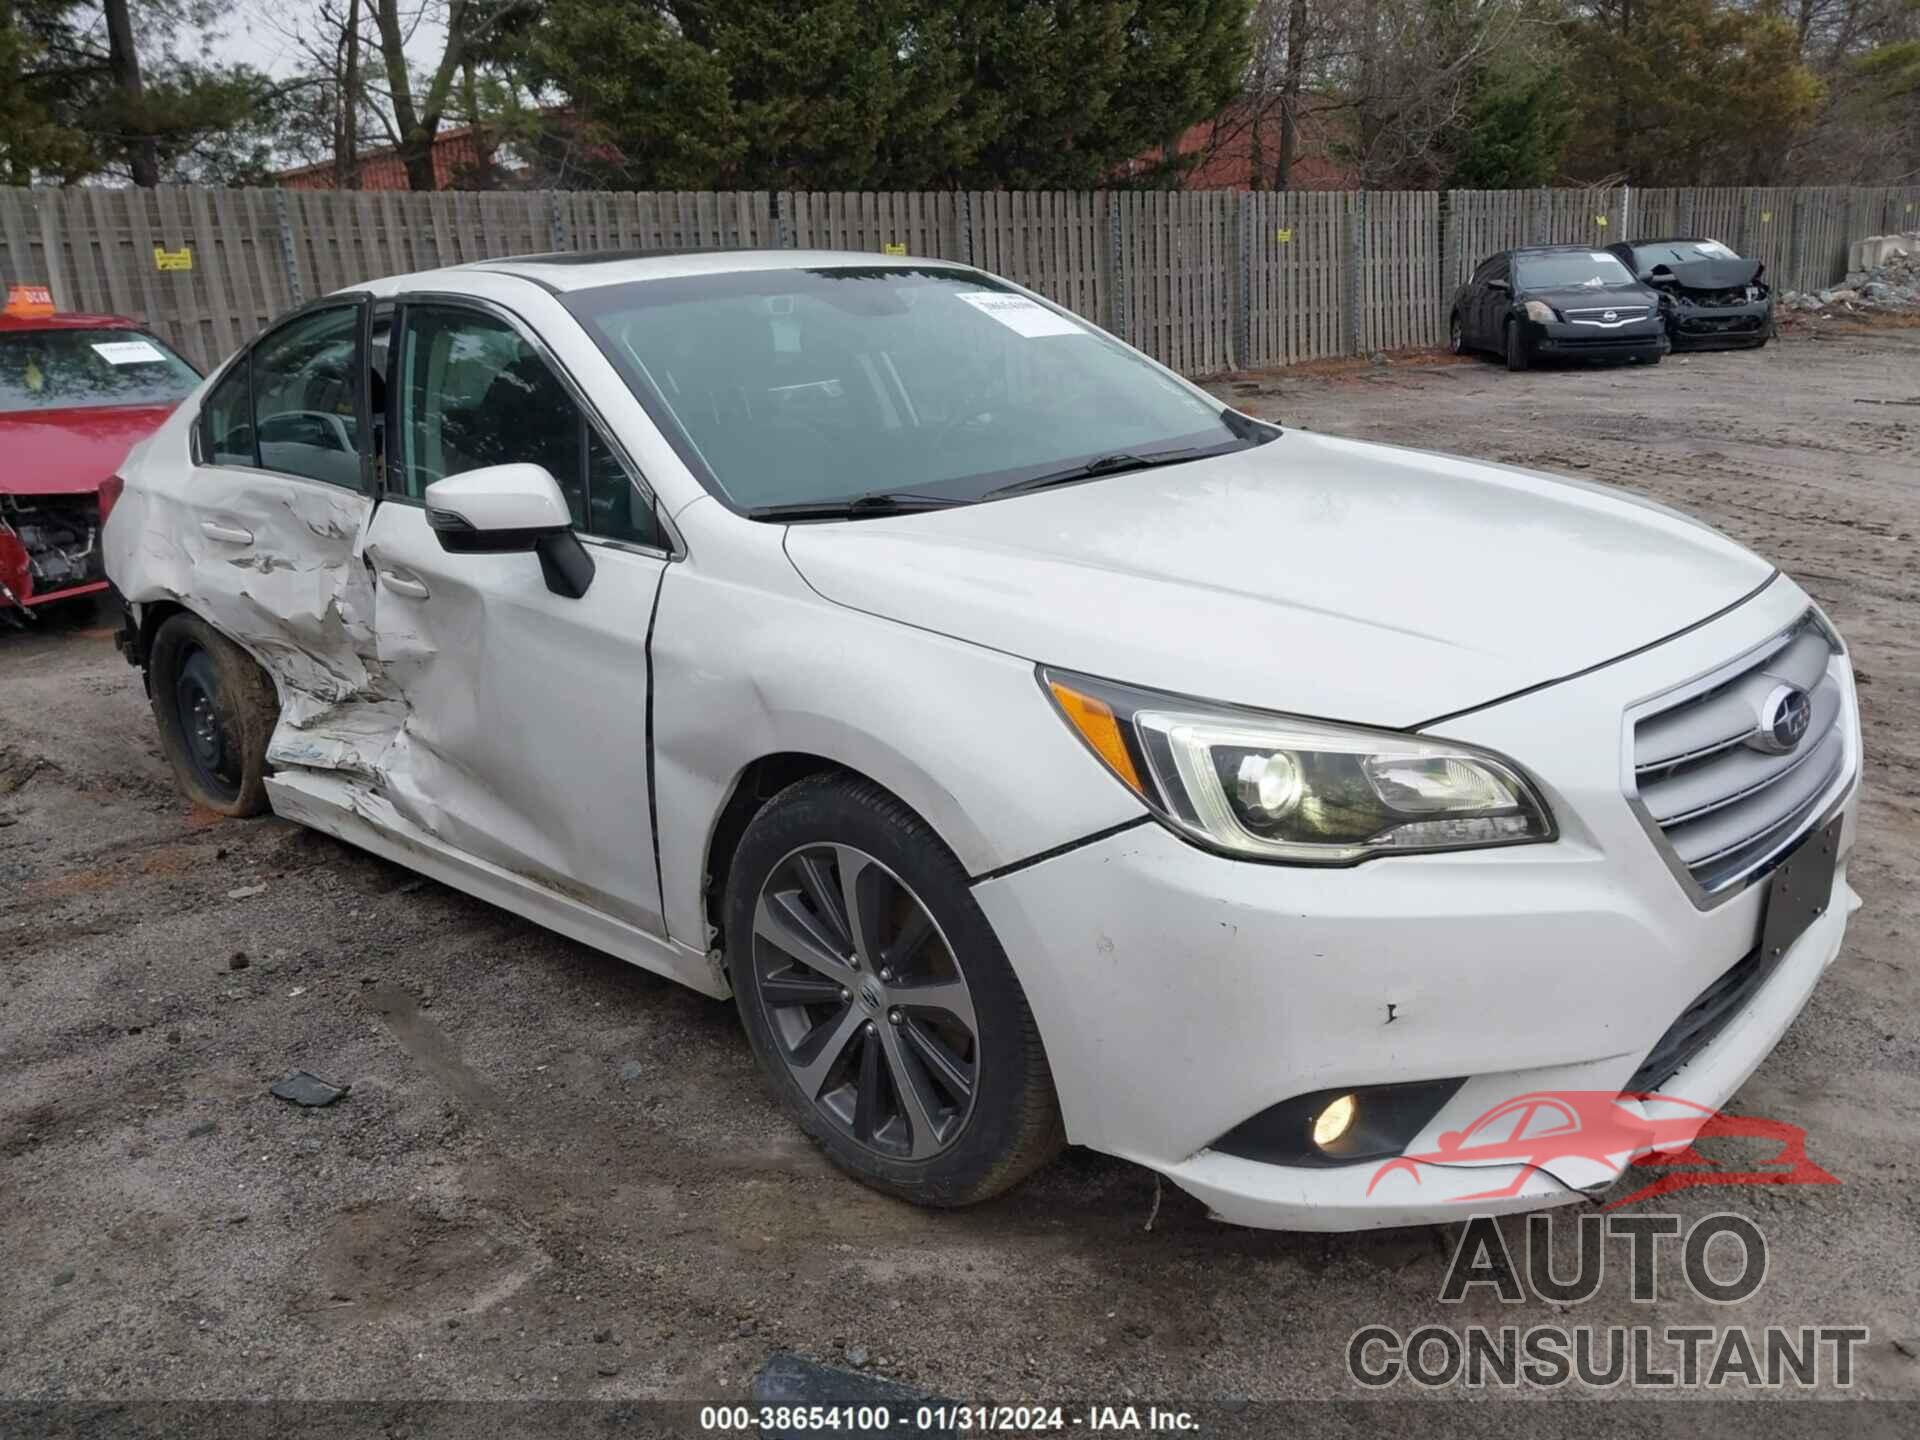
[1446,61,1576,186]
[1320,0,1546,188]
[351,0,539,189]
[0,0,284,184]
[519,0,1253,190]
[0,0,96,183]
[1564,0,1824,184]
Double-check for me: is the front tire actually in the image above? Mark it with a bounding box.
[148,612,279,816]
[1448,312,1466,356]
[725,776,1064,1207]
[1504,320,1530,371]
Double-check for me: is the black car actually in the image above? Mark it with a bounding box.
[1449,246,1668,371]
[1607,237,1773,350]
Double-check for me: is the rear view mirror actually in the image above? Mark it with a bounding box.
[424,463,596,599]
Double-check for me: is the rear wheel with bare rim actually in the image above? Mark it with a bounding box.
[725,776,1063,1205]
[148,611,279,817]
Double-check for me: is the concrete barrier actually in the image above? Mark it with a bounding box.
[1850,232,1919,271]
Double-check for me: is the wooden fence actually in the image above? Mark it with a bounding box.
[4,183,1916,376]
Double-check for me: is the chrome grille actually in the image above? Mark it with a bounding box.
[1565,305,1650,325]
[1628,613,1850,901]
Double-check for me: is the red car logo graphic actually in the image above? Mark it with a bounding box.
[1366,1090,1837,1208]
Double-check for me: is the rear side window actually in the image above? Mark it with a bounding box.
[249,305,363,488]
[202,356,254,466]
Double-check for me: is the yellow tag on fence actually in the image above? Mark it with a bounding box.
[154,246,193,272]
[1275,227,1293,243]
[1594,215,1608,227]
[882,242,906,256]
[1761,211,1773,223]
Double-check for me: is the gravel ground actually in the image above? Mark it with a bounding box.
[3,324,1918,1415]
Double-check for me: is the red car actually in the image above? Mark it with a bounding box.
[1,286,201,622]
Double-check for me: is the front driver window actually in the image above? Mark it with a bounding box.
[395,304,660,547]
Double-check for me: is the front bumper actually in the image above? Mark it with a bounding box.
[1666,299,1773,348]
[0,491,109,615]
[1523,317,1668,361]
[974,579,1860,1230]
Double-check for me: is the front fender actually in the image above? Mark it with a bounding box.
[649,507,1143,949]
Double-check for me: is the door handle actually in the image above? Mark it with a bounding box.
[378,568,430,600]
[199,520,253,545]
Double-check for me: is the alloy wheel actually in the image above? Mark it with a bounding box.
[751,843,980,1160]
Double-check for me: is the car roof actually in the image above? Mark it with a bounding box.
[1508,245,1623,257]
[0,311,143,333]
[357,247,970,297]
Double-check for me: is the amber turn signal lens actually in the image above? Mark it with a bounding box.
[1048,679,1144,795]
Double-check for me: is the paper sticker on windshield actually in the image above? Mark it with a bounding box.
[955,292,1084,338]
[1692,240,1737,258]
[1590,252,1613,263]
[91,339,166,365]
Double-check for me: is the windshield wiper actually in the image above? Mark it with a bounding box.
[984,447,1212,500]
[744,490,972,521]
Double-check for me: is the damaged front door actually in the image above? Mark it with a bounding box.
[359,298,670,936]
[184,297,392,775]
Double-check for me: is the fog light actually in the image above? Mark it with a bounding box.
[1312,1093,1357,1149]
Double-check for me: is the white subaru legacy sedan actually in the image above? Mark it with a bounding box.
[104,251,1861,1231]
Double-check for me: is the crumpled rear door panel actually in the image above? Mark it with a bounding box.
[134,462,401,778]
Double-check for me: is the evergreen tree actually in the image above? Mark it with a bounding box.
[520,0,1253,189]
[0,0,281,185]
[1447,63,1576,188]
[1564,0,1823,184]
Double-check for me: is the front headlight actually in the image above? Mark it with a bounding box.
[1523,299,1558,323]
[1042,668,1554,863]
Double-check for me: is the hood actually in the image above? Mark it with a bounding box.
[783,431,1774,728]
[0,402,178,495]
[1644,257,1764,292]
[1523,281,1658,311]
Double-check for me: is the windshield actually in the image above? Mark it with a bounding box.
[1630,239,1743,267]
[1514,252,1637,290]
[565,267,1248,512]
[0,328,200,413]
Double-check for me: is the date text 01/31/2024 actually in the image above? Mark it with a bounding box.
[699,1404,1201,1432]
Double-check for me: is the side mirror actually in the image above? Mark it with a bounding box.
[424,463,595,599]
[1488,278,1510,293]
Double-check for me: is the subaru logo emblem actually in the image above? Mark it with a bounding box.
[1749,684,1813,755]
[1603,309,1618,322]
